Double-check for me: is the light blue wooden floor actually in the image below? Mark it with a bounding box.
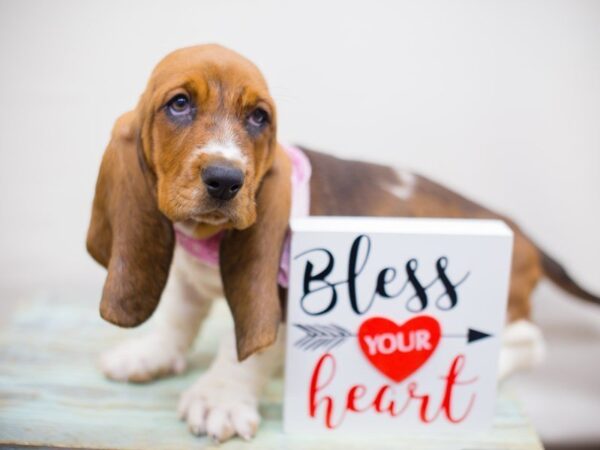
[0,292,543,449]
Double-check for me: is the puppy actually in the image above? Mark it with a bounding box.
[87,44,600,442]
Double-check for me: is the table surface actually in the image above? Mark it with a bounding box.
[0,291,543,450]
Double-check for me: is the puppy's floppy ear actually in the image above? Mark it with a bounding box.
[86,111,175,327]
[220,145,292,361]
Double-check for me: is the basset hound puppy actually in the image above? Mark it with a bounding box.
[87,44,600,442]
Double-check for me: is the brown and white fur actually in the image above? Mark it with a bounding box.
[87,44,600,442]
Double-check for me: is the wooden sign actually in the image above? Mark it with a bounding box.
[283,217,513,433]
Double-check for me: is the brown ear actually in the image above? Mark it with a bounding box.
[220,145,292,361]
[86,111,174,327]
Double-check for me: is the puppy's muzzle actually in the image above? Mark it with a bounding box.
[202,164,245,201]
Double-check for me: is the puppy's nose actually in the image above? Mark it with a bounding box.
[202,164,245,201]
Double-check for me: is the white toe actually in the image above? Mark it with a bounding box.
[206,407,235,442]
[188,400,208,435]
[231,403,260,441]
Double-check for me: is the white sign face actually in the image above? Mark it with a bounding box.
[283,217,513,434]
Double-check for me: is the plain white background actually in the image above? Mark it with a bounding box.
[0,0,599,446]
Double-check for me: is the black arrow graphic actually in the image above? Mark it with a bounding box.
[293,323,494,352]
[443,328,493,344]
[468,328,492,343]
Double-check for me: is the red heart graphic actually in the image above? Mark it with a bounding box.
[358,315,441,383]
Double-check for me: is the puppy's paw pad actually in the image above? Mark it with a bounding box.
[100,335,187,382]
[178,375,260,442]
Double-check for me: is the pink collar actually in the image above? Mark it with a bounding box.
[174,145,312,287]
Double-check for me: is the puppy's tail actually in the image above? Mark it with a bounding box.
[540,250,600,305]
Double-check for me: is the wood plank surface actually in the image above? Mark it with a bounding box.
[0,292,543,449]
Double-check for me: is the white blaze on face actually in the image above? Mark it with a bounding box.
[193,120,247,166]
[200,140,247,164]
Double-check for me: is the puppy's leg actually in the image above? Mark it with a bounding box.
[499,239,545,380]
[178,326,285,442]
[498,319,545,381]
[100,251,214,382]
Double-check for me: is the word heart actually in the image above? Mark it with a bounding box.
[358,316,441,382]
[309,353,476,429]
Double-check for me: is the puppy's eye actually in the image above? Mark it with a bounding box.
[247,107,269,129]
[167,94,191,116]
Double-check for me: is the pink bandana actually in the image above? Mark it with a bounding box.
[174,145,312,287]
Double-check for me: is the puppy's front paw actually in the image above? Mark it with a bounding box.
[178,373,260,442]
[100,334,187,382]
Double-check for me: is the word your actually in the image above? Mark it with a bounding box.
[363,329,433,355]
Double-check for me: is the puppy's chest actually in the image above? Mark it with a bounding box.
[173,244,224,300]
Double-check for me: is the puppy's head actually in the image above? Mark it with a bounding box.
[87,45,291,360]
[143,45,277,231]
